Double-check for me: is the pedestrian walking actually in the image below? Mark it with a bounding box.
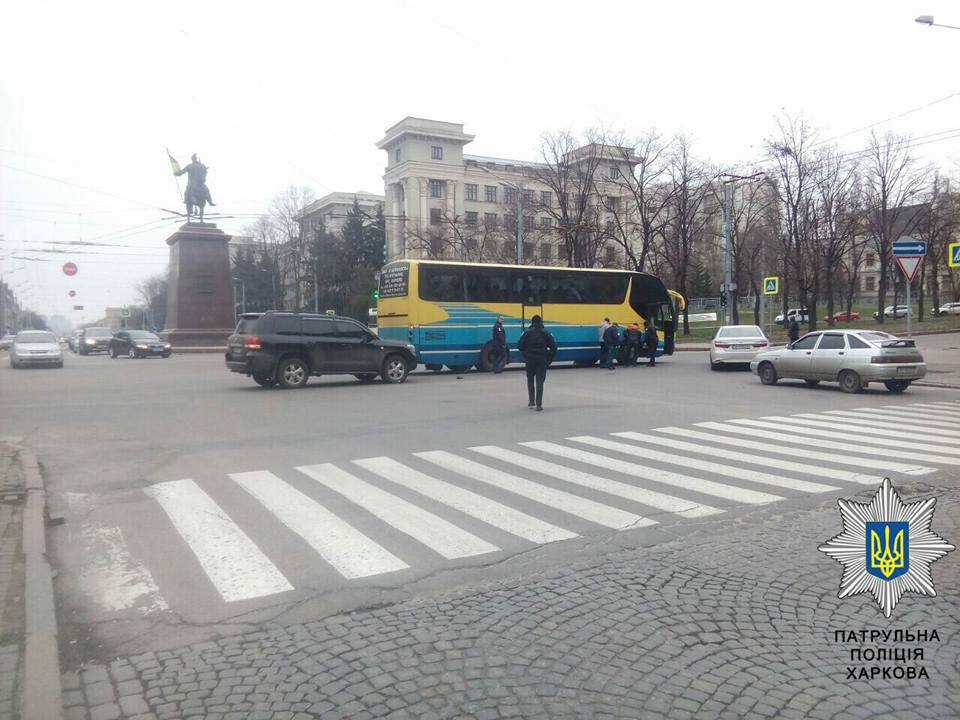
[491,315,507,373]
[644,321,659,366]
[602,322,621,369]
[787,316,800,344]
[625,322,641,366]
[598,317,611,367]
[517,315,556,411]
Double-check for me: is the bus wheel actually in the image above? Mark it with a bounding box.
[478,341,497,372]
[425,363,443,373]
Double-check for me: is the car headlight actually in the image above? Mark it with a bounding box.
[163,343,171,349]
[136,344,148,349]
[405,344,416,353]
[85,338,95,344]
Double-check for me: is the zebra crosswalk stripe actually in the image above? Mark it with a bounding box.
[826,408,959,429]
[296,464,499,560]
[794,412,958,439]
[655,426,933,475]
[904,403,960,416]
[881,405,960,420]
[761,415,960,448]
[616,431,883,485]
[352,456,579,544]
[521,441,782,505]
[696,421,956,466]
[145,479,293,602]
[414,451,648,529]
[469,445,719,518]
[230,470,409,579]
[578,434,839,493]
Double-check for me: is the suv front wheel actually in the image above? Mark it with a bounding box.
[277,357,309,389]
[381,355,409,384]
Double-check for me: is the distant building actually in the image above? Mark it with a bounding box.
[228,235,257,263]
[297,191,384,240]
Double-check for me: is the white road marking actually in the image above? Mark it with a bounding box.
[145,479,293,602]
[926,401,960,408]
[521,441,782,505]
[730,418,960,460]
[904,403,960,416]
[880,405,960,420]
[470,445,719,518]
[764,415,960,447]
[296,464,499,559]
[652,426,933,476]
[415,451,651,529]
[230,470,408,579]
[578,435,838,493]
[615,431,883,485]
[825,408,959,429]
[696,421,958,466]
[794,412,958,439]
[353,457,579,544]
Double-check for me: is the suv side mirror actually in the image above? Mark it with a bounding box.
[362,333,374,343]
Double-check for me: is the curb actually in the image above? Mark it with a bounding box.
[17,446,62,720]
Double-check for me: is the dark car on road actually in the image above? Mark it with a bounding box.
[109,330,172,359]
[77,326,114,354]
[225,312,419,389]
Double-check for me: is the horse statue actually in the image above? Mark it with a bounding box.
[172,153,216,223]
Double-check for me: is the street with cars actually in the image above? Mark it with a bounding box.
[0,330,957,718]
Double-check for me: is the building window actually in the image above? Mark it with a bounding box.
[484,213,498,228]
[504,187,517,204]
[523,216,534,232]
[505,215,517,232]
[558,244,568,261]
[865,276,876,291]
[605,246,616,264]
[465,236,478,253]
[429,179,442,198]
[540,243,552,260]
[465,183,478,201]
[605,220,615,234]
[606,196,619,211]
[395,148,401,163]
[485,185,497,202]
[523,189,535,206]
[539,216,552,229]
[609,166,619,179]
[865,252,876,267]
[430,208,442,226]
[523,241,534,260]
[560,192,569,208]
[540,191,552,207]
[465,211,478,225]
[431,146,443,160]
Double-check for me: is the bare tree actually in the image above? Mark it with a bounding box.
[271,185,315,309]
[861,132,925,323]
[915,175,960,316]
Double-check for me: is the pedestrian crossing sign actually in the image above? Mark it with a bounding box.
[950,242,960,268]
[763,277,779,295]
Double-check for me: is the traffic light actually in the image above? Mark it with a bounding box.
[373,289,379,301]
[719,290,727,307]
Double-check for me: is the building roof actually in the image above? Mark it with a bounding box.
[298,191,384,219]
[376,117,475,149]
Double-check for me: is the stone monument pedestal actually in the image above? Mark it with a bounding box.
[162,223,235,349]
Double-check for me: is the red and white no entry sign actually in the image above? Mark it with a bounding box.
[68,290,77,297]
[62,262,78,276]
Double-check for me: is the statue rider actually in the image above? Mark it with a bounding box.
[174,153,216,209]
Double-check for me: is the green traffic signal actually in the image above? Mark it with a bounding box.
[373,289,379,300]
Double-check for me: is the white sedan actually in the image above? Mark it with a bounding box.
[709,325,770,369]
[10,330,63,369]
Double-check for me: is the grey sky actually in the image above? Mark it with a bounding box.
[1,0,957,324]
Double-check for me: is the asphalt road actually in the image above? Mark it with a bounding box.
[1,346,958,668]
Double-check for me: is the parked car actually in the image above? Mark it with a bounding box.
[709,325,769,369]
[823,310,861,322]
[9,330,63,369]
[750,329,925,393]
[225,311,418,389]
[774,308,809,325]
[873,305,911,320]
[933,301,960,316]
[109,330,171,358]
[77,327,114,354]
[0,334,14,351]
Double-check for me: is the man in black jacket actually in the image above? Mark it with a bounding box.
[644,321,659,366]
[491,315,507,373]
[602,322,621,369]
[787,316,800,344]
[517,315,557,411]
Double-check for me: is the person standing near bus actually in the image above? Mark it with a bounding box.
[518,315,556,411]
[644,320,658,366]
[625,322,641,366]
[602,322,621,370]
[491,315,507,373]
[598,317,610,365]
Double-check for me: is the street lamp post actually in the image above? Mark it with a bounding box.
[481,166,524,264]
[718,173,765,326]
[915,15,960,30]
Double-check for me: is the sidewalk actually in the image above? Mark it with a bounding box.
[0,443,25,719]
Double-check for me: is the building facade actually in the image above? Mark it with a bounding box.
[298,191,384,240]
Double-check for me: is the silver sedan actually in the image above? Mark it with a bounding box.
[709,325,770,369]
[10,330,64,369]
[750,329,925,393]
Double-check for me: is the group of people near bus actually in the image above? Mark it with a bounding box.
[489,314,659,412]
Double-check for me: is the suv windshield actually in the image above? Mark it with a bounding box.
[85,328,112,337]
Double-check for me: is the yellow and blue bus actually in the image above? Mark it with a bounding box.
[376,259,677,372]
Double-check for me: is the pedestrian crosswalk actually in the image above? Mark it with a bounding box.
[99,400,960,610]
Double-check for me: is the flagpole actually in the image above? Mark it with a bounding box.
[166,147,182,202]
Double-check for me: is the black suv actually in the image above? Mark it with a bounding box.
[77,326,113,354]
[226,312,418,389]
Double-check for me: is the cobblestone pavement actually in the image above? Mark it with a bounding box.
[0,444,25,720]
[59,478,959,720]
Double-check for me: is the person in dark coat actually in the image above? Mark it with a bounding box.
[517,315,557,411]
[491,315,507,373]
[644,321,659,366]
[598,317,611,366]
[625,323,641,366]
[787,316,800,344]
[602,322,621,369]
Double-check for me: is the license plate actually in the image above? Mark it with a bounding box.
[896,366,915,375]
[732,344,750,350]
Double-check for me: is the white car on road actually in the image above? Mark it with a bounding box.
[10,330,63,369]
[709,325,770,369]
[933,301,960,316]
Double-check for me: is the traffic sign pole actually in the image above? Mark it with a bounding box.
[906,277,911,338]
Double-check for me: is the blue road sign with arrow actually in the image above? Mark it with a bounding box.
[892,239,927,257]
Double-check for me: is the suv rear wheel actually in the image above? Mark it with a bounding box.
[382,354,409,384]
[277,357,309,389]
[253,373,276,388]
